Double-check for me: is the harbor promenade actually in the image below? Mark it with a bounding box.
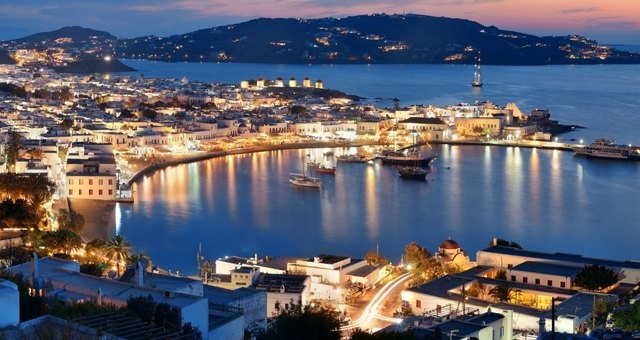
[118,138,575,188]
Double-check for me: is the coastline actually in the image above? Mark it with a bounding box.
[122,139,575,186]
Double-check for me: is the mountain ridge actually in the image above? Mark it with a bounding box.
[3,13,639,67]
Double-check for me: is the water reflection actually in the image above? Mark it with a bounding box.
[120,145,640,275]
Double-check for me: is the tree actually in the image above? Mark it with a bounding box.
[105,234,132,276]
[404,242,443,286]
[79,262,108,277]
[60,117,74,131]
[495,269,507,280]
[128,252,153,272]
[290,105,306,115]
[612,302,640,331]
[573,264,618,291]
[56,209,85,233]
[258,302,341,340]
[0,243,32,268]
[488,283,514,302]
[127,295,156,324]
[141,108,158,120]
[42,229,82,255]
[4,130,24,172]
[364,250,389,267]
[84,238,107,262]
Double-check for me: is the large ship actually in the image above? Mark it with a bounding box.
[573,138,640,160]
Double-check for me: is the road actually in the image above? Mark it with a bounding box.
[341,272,410,333]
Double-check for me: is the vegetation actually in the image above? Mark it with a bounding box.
[105,234,132,276]
[0,244,33,269]
[56,208,85,233]
[258,301,341,340]
[364,250,389,267]
[573,264,618,291]
[488,283,517,302]
[42,229,83,255]
[0,173,56,229]
[612,301,640,331]
[403,242,444,286]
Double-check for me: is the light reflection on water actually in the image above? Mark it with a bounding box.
[118,144,640,275]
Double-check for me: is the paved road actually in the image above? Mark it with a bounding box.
[341,272,410,333]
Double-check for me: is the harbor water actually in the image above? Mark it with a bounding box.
[115,61,640,276]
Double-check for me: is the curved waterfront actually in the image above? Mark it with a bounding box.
[117,144,640,276]
[115,62,640,276]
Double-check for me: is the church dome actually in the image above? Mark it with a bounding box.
[439,239,460,250]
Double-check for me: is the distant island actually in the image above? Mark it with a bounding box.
[1,13,639,72]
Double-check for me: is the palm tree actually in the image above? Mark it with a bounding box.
[105,234,132,276]
[488,283,514,302]
[4,129,24,172]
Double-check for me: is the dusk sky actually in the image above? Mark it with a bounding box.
[1,0,638,45]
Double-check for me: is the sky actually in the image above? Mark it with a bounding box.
[0,0,638,45]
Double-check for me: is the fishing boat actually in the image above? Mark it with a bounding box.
[290,156,321,188]
[315,164,336,174]
[397,165,430,180]
[471,53,483,87]
[336,153,375,163]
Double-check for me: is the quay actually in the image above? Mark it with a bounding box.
[119,138,576,187]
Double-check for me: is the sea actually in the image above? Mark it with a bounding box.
[113,60,640,276]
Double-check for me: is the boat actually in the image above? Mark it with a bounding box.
[290,156,321,188]
[397,165,430,180]
[315,164,336,174]
[336,153,375,163]
[471,53,483,87]
[289,173,321,188]
[377,147,435,167]
[573,138,640,160]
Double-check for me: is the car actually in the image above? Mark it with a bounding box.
[630,294,640,304]
[631,331,640,339]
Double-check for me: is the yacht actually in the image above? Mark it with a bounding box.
[573,138,639,160]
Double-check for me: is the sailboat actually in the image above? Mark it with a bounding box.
[290,156,321,188]
[471,53,483,87]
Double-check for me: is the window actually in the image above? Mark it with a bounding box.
[108,179,113,185]
[548,280,553,286]
[68,179,73,185]
[416,300,421,308]
[108,190,113,195]
[99,189,103,195]
[78,189,83,195]
[560,282,566,288]
[89,189,93,195]
[511,275,516,281]
[535,278,540,285]
[89,179,93,185]
[68,189,73,195]
[78,179,83,185]
[99,179,104,185]
[523,277,528,283]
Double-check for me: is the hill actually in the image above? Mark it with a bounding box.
[5,15,640,66]
[10,26,117,48]
[113,14,639,65]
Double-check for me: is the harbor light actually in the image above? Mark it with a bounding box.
[103,56,112,62]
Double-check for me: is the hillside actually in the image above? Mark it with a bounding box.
[5,14,640,66]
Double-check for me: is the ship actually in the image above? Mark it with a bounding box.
[471,53,483,87]
[377,146,435,167]
[572,138,640,160]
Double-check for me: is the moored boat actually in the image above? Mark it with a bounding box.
[397,165,430,180]
[336,153,375,163]
[377,147,435,167]
[289,173,321,188]
[573,138,640,160]
[315,164,336,174]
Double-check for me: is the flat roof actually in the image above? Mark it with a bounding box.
[479,246,640,269]
[511,261,582,277]
[304,254,350,264]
